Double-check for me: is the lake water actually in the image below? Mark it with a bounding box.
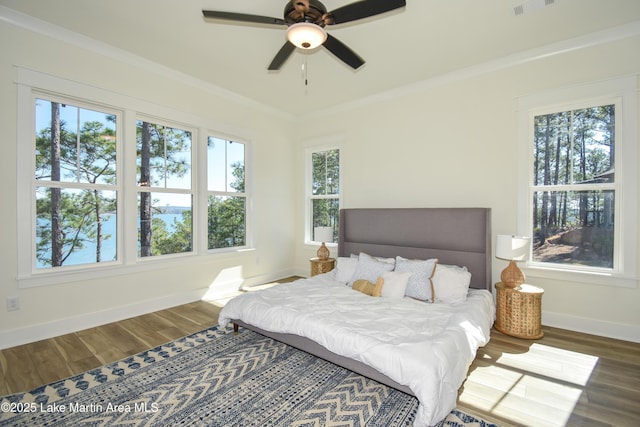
[36,213,183,268]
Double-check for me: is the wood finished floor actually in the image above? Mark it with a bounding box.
[1,281,638,427]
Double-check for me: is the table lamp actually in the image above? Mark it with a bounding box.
[496,235,531,288]
[314,226,333,260]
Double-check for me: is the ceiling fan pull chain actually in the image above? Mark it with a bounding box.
[302,56,309,86]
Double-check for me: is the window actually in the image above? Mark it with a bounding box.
[307,148,340,244]
[207,137,247,249]
[532,105,616,269]
[16,68,253,287]
[136,119,193,257]
[34,97,119,269]
[518,77,637,286]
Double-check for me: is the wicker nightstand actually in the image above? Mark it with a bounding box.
[495,282,544,339]
[309,257,335,276]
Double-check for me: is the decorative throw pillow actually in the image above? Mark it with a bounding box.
[394,256,438,301]
[431,264,471,304]
[352,277,384,297]
[334,257,358,283]
[380,271,412,298]
[348,252,395,286]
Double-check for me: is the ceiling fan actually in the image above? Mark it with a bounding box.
[202,0,406,71]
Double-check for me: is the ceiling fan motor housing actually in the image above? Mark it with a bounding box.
[284,0,329,26]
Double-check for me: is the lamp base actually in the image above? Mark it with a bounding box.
[501,260,525,288]
[317,242,330,261]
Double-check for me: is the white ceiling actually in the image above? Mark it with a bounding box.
[2,0,640,117]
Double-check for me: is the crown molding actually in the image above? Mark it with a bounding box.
[0,5,293,121]
[305,20,640,120]
[2,5,638,121]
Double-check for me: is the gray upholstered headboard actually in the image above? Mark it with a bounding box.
[338,208,492,291]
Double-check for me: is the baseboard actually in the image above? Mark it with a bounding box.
[0,269,299,350]
[0,288,206,350]
[543,310,640,343]
[9,276,633,350]
[292,267,311,279]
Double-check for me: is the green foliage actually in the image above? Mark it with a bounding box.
[36,101,248,267]
[135,121,191,187]
[136,120,192,257]
[230,161,245,192]
[311,149,340,241]
[312,149,339,196]
[150,210,193,255]
[36,188,116,266]
[35,102,117,267]
[532,104,615,268]
[208,196,246,249]
[205,139,247,249]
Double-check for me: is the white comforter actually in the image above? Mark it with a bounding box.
[218,272,495,426]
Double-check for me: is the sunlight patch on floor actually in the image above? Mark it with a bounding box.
[461,344,599,426]
[495,343,599,386]
[461,364,583,426]
[202,295,238,308]
[201,280,284,307]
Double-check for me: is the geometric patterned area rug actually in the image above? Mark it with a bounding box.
[0,326,499,426]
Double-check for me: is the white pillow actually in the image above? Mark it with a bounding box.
[380,271,412,298]
[431,264,471,304]
[348,252,395,286]
[334,257,358,283]
[394,256,438,301]
[374,255,395,264]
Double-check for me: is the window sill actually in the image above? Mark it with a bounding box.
[18,249,254,289]
[523,265,637,289]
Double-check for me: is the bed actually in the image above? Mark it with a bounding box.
[218,207,494,426]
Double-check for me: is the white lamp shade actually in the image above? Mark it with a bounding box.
[314,226,333,243]
[496,235,530,261]
[287,22,327,49]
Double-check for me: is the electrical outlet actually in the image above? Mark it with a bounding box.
[6,296,20,312]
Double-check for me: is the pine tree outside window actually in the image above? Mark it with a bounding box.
[207,137,247,250]
[531,105,616,269]
[34,98,119,269]
[518,77,637,286]
[136,119,193,258]
[308,148,340,244]
[18,71,254,287]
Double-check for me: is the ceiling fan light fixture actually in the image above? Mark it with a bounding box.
[287,22,327,49]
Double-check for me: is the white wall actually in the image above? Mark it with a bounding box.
[0,21,296,348]
[1,16,638,348]
[294,35,640,342]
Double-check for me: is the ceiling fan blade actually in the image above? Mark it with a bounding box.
[323,34,364,70]
[326,0,406,25]
[202,10,286,26]
[268,41,296,70]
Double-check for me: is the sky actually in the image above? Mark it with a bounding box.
[35,99,245,208]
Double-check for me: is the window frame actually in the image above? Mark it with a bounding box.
[516,76,637,288]
[205,135,250,252]
[29,92,124,272]
[16,68,253,288]
[135,115,197,260]
[305,145,342,246]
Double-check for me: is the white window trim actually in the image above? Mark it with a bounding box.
[304,143,342,246]
[516,75,638,288]
[15,67,254,288]
[134,114,198,260]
